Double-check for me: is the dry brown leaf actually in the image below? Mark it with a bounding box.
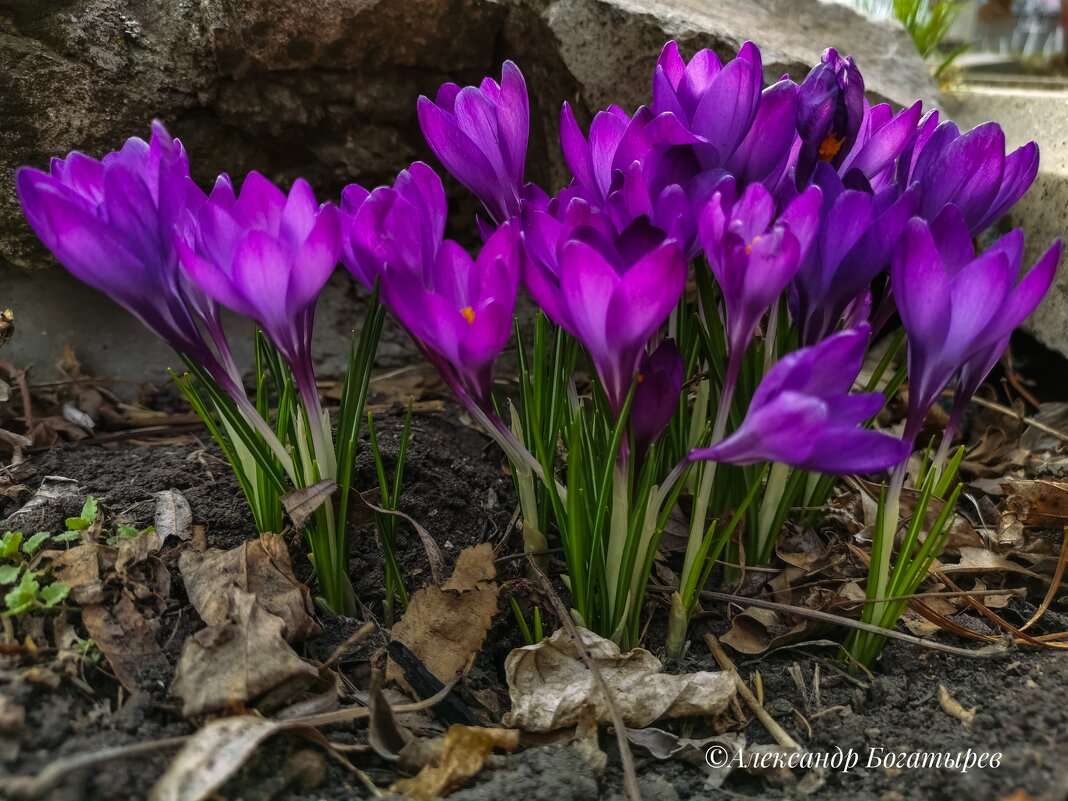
[720,607,814,655]
[150,716,320,801]
[970,579,1013,610]
[1000,479,1068,551]
[46,543,113,606]
[389,543,498,688]
[937,684,977,726]
[154,489,192,542]
[0,309,12,349]
[115,529,166,575]
[940,547,1042,579]
[504,627,736,732]
[178,533,319,643]
[170,588,319,718]
[281,480,336,531]
[900,608,942,637]
[390,725,519,801]
[83,595,170,692]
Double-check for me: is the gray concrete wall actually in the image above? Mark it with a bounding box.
[944,85,1068,355]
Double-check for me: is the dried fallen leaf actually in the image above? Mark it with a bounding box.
[3,476,83,530]
[390,725,519,801]
[389,543,498,689]
[154,489,192,542]
[721,607,813,655]
[170,587,319,717]
[61,402,95,430]
[937,684,977,727]
[150,716,323,801]
[83,595,170,693]
[281,480,336,531]
[178,533,319,642]
[47,543,113,606]
[940,547,1042,579]
[504,627,736,732]
[627,728,746,789]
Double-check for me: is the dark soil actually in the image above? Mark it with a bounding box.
[2,405,1068,801]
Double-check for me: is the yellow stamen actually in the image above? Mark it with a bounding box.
[637,372,645,384]
[461,306,476,324]
[819,131,846,162]
[745,234,762,255]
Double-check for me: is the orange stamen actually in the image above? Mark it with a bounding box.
[461,306,476,324]
[819,132,846,162]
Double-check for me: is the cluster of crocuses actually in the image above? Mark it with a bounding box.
[17,41,1060,666]
[16,124,386,616]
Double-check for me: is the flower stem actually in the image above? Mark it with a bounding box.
[666,356,739,658]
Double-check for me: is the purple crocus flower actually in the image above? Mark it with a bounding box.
[15,122,228,372]
[379,222,521,410]
[699,181,822,370]
[892,212,1061,444]
[339,161,446,289]
[559,103,652,206]
[795,48,865,186]
[648,42,796,191]
[521,218,688,415]
[175,171,341,399]
[690,326,909,473]
[631,339,685,461]
[905,121,1039,235]
[790,163,918,344]
[418,61,529,226]
[648,41,767,172]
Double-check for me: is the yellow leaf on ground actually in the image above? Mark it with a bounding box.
[391,725,519,801]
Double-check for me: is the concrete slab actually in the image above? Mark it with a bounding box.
[944,85,1068,356]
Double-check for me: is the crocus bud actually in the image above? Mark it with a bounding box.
[906,121,1039,235]
[790,163,917,345]
[632,340,685,462]
[418,62,529,226]
[796,48,865,186]
[340,162,446,290]
[522,216,688,416]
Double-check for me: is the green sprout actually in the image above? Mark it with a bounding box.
[0,529,71,616]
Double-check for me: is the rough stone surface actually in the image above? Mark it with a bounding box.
[0,0,938,382]
[945,87,1068,357]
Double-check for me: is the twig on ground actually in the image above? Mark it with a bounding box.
[7,683,457,799]
[967,394,1068,443]
[527,554,642,801]
[705,633,804,753]
[697,590,1014,659]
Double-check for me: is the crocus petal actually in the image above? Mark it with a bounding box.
[891,219,952,352]
[605,240,688,348]
[229,231,293,334]
[287,205,341,314]
[418,96,500,209]
[794,427,911,474]
[280,178,319,246]
[498,61,529,183]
